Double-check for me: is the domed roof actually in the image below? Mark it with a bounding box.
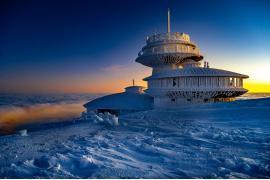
[84,88,153,111]
[144,67,249,80]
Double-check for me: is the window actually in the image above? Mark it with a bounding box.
[173,78,177,87]
[229,77,234,87]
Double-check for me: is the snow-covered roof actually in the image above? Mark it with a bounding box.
[144,67,249,80]
[125,86,144,94]
[84,92,153,111]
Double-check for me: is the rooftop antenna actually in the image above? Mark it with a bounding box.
[167,8,171,33]
[132,79,135,86]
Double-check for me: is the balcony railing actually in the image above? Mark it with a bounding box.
[146,32,190,44]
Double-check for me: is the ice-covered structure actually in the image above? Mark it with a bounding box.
[84,85,153,115]
[84,9,249,112]
[135,9,249,107]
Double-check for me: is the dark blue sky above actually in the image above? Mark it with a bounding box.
[0,0,270,93]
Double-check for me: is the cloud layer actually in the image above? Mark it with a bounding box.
[0,102,85,134]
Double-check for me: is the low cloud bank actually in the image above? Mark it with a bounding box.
[0,102,85,134]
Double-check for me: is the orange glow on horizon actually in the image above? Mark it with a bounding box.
[1,75,270,94]
[244,82,270,93]
[1,63,270,93]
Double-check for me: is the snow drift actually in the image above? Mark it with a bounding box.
[0,97,270,178]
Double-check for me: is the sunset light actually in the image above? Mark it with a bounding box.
[1,0,270,178]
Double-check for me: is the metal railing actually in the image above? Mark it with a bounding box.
[146,32,190,44]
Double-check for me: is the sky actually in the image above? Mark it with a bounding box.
[0,0,270,93]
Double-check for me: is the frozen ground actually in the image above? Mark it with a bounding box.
[0,96,270,178]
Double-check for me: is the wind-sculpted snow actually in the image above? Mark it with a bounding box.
[0,97,270,178]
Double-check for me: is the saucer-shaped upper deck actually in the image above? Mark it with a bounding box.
[136,32,203,67]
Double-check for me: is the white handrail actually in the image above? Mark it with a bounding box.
[146,32,190,44]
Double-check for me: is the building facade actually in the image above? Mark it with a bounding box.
[135,9,249,107]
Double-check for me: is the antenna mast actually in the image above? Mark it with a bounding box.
[167,8,171,33]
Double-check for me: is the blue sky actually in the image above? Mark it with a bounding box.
[0,0,270,93]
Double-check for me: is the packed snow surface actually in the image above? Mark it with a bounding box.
[0,95,270,178]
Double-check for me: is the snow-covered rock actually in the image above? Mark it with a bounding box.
[84,111,118,126]
[18,129,28,136]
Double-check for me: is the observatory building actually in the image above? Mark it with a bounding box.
[135,9,249,107]
[84,9,248,114]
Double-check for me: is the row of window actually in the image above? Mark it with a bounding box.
[148,77,243,88]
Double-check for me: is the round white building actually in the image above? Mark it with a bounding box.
[136,9,249,107]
